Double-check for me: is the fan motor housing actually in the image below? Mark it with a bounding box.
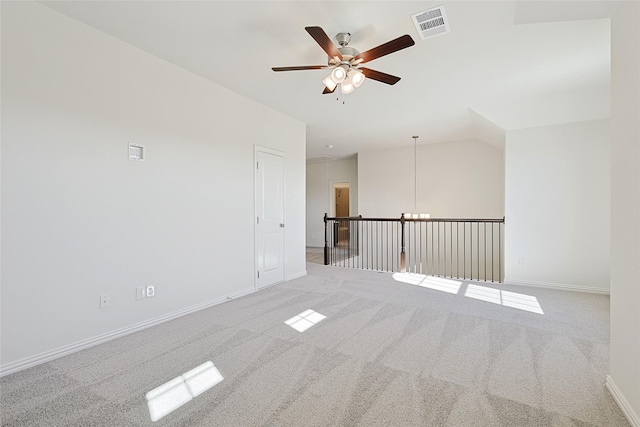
[336,32,351,46]
[338,46,359,58]
[336,32,358,59]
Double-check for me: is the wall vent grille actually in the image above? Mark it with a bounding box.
[128,143,144,161]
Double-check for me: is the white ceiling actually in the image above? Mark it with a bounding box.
[42,1,615,159]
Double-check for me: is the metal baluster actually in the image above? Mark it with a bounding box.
[456,222,459,279]
[376,221,379,271]
[358,220,361,269]
[341,220,344,268]
[400,214,406,273]
[411,220,418,274]
[484,222,487,282]
[386,222,389,271]
[368,220,371,270]
[376,221,382,270]
[477,222,480,281]
[499,221,502,282]
[330,219,333,266]
[449,221,453,277]
[463,223,466,280]
[437,221,440,276]
[371,220,374,270]
[424,220,428,275]
[328,218,331,266]
[443,221,447,277]
[432,221,436,276]
[363,220,366,270]
[374,221,377,271]
[378,221,381,271]
[333,219,336,266]
[470,222,473,280]
[392,221,395,271]
[420,221,427,274]
[492,222,496,282]
[347,219,350,268]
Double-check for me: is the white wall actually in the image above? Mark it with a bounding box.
[504,119,610,292]
[306,157,358,247]
[609,2,640,424]
[0,2,305,371]
[358,139,504,218]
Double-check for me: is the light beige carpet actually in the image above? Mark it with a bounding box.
[0,263,629,426]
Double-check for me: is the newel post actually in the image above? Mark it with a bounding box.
[323,213,329,265]
[400,213,406,272]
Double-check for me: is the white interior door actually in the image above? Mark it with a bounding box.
[255,150,285,289]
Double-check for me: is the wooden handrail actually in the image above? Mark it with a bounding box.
[326,215,505,223]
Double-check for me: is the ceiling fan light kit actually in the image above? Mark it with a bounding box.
[272,26,415,96]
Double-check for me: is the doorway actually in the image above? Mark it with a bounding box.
[332,182,350,247]
[335,187,350,217]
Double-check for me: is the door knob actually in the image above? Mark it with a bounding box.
[280,223,285,228]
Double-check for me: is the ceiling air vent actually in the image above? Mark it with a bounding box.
[411,5,450,40]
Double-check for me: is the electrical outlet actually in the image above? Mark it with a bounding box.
[100,294,111,309]
[136,287,145,300]
[146,286,155,298]
[516,257,523,266]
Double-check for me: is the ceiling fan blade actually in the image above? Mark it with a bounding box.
[354,34,415,64]
[272,65,327,72]
[322,86,336,94]
[305,26,343,59]
[360,67,401,85]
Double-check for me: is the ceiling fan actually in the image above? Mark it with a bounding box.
[272,26,415,95]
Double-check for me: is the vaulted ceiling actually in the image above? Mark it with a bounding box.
[42,1,615,159]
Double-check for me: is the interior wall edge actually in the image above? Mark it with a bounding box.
[606,375,640,427]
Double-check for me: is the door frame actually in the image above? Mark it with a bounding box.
[254,145,286,291]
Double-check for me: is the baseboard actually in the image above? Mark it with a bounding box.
[606,375,640,427]
[0,286,256,377]
[286,270,307,281]
[503,278,609,294]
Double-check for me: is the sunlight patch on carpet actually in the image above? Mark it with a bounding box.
[392,272,462,294]
[146,361,223,422]
[465,284,544,314]
[285,309,326,332]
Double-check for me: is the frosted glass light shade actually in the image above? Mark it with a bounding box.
[323,75,337,91]
[331,66,347,83]
[350,69,365,87]
[341,78,354,94]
